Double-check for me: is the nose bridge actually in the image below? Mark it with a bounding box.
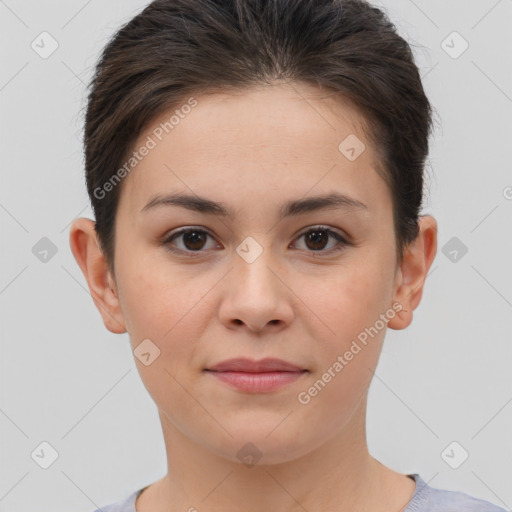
[219,233,293,331]
[233,234,280,297]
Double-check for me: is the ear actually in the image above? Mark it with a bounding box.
[69,217,127,334]
[387,215,438,330]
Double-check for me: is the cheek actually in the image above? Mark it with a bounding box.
[294,256,392,385]
[116,260,211,409]
[294,272,386,428]
[117,255,217,362]
[117,249,184,328]
[299,260,390,337]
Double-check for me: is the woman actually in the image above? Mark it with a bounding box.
[70,0,506,510]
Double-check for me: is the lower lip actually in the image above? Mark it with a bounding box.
[205,370,307,392]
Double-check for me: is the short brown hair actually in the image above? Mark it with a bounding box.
[83,0,435,276]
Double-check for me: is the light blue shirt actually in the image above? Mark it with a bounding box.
[90,473,507,511]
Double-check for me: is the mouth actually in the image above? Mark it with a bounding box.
[204,358,308,393]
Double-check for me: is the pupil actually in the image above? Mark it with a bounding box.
[307,230,327,250]
[184,231,206,250]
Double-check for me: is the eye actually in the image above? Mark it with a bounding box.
[162,225,351,257]
[162,227,218,257]
[291,226,351,256]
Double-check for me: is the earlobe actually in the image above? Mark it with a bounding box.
[388,215,438,331]
[69,217,127,334]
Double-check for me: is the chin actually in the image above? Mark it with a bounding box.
[210,428,315,467]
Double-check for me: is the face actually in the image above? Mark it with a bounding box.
[75,82,431,465]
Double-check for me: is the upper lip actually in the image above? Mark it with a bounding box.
[206,358,305,373]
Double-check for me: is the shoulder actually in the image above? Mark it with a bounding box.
[406,474,507,512]
[89,488,144,512]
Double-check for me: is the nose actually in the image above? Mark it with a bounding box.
[218,246,294,333]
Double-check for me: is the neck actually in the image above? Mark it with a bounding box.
[136,397,415,512]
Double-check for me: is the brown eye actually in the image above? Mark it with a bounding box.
[181,230,208,250]
[163,228,218,255]
[162,225,351,258]
[304,229,329,250]
[293,226,350,256]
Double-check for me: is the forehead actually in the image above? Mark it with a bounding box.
[117,82,391,219]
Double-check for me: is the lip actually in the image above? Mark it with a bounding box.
[204,358,308,393]
[206,357,304,373]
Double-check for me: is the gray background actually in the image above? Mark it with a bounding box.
[1,0,511,511]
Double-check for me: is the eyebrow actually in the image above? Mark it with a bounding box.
[140,191,368,219]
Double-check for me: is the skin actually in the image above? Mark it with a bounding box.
[70,81,437,512]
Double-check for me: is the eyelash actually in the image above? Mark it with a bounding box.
[162,226,352,258]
